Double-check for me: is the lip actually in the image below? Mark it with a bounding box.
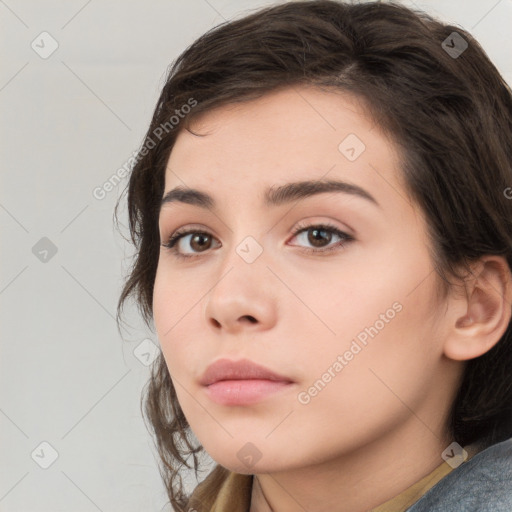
[200,358,295,406]
[200,358,293,386]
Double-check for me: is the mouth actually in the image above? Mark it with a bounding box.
[204,379,294,406]
[200,358,295,406]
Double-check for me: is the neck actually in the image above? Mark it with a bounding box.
[250,419,452,512]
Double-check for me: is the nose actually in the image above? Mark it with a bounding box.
[203,249,278,335]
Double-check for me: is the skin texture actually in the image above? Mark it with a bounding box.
[153,86,512,512]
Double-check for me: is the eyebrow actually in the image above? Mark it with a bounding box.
[159,178,380,213]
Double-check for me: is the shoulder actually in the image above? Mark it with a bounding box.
[408,437,512,512]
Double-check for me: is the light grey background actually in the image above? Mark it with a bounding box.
[1,1,511,511]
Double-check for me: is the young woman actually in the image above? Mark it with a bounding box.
[116,1,512,510]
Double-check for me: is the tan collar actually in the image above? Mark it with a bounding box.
[199,442,482,512]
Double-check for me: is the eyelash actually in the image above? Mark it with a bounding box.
[161,222,354,260]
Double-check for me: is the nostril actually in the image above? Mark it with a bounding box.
[210,318,221,328]
[209,316,257,328]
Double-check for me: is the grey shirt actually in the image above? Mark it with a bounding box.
[408,437,512,511]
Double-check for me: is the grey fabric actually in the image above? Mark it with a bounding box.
[407,437,512,511]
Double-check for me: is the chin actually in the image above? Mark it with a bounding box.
[208,447,297,475]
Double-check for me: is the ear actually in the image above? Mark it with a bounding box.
[443,255,512,361]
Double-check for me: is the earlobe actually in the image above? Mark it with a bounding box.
[443,256,512,362]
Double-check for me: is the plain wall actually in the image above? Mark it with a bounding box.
[1,0,511,510]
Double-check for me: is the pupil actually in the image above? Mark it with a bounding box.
[192,233,210,251]
[309,228,331,247]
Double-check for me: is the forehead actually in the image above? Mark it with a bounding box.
[163,86,406,214]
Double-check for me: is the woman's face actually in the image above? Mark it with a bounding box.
[153,86,457,474]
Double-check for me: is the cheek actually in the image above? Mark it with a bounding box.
[293,255,442,403]
[152,264,198,373]
[153,261,200,329]
[286,297,442,455]
[152,265,172,342]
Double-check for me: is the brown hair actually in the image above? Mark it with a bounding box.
[115,1,512,510]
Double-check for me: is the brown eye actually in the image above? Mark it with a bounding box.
[289,223,354,255]
[307,227,333,247]
[188,233,213,252]
[162,229,220,259]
